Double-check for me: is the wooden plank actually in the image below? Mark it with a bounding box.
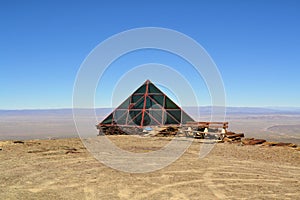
[186,121,228,124]
[184,121,228,129]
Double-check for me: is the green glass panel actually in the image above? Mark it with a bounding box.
[165,96,179,109]
[134,84,146,94]
[145,96,154,108]
[148,83,162,94]
[147,110,163,125]
[117,97,130,109]
[101,113,113,124]
[149,95,164,106]
[133,97,145,109]
[165,113,179,124]
[128,110,142,126]
[167,110,181,122]
[142,112,151,126]
[148,116,161,126]
[131,95,143,103]
[181,112,194,123]
[114,113,127,125]
[114,110,127,121]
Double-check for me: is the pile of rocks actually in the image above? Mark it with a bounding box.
[98,125,144,135]
[96,125,299,151]
[98,126,127,135]
[154,126,179,136]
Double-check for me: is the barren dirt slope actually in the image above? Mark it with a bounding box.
[0,136,299,200]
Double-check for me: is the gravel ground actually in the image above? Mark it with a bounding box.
[0,136,299,199]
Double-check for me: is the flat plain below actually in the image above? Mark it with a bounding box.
[0,136,299,200]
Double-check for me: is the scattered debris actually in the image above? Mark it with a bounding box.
[98,125,127,135]
[96,120,298,150]
[150,126,179,137]
[98,126,144,135]
[178,122,229,140]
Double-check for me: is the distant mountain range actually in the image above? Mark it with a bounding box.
[185,106,300,115]
[1,106,300,117]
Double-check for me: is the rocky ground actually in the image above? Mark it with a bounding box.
[0,136,299,199]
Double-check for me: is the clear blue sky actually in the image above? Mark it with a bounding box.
[1,0,300,109]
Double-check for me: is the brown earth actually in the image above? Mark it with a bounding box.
[0,136,299,200]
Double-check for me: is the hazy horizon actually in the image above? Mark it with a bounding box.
[1,107,300,145]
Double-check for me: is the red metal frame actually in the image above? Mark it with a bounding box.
[99,80,194,128]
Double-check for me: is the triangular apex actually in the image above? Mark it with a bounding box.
[99,80,195,127]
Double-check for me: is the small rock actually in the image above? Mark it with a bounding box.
[288,143,297,148]
[65,150,80,154]
[13,140,24,144]
[28,150,44,153]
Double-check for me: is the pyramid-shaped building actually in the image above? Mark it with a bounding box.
[99,80,194,127]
